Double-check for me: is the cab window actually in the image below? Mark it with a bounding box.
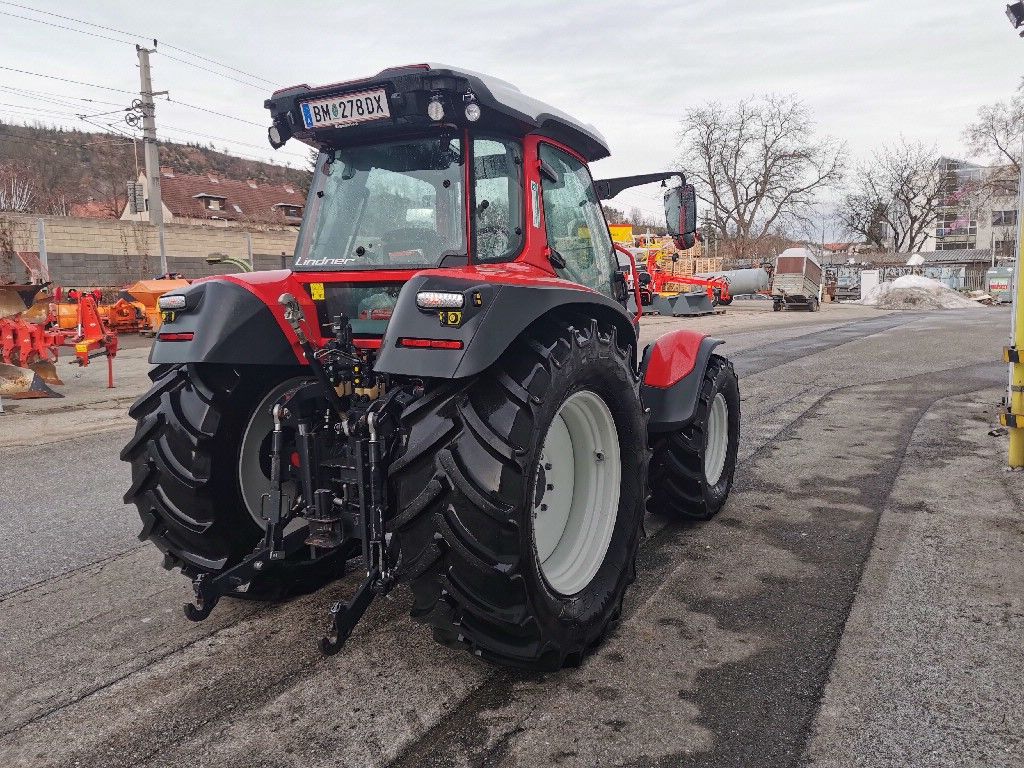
[538,143,615,296]
[473,138,523,262]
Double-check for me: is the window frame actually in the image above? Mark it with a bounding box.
[536,140,617,297]
[293,135,468,272]
[467,134,525,265]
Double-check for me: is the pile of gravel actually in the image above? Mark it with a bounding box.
[861,275,981,311]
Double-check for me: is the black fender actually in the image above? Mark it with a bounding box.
[374,273,637,379]
[640,333,723,432]
[149,280,297,366]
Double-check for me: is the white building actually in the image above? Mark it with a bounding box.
[922,157,1018,258]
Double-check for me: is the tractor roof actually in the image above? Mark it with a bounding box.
[265,64,610,162]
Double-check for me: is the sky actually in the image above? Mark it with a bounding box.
[0,0,1020,227]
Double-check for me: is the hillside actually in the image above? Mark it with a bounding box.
[0,121,311,218]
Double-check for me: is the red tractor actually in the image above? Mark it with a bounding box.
[122,65,740,670]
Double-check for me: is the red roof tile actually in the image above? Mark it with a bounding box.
[157,171,305,225]
[70,200,117,218]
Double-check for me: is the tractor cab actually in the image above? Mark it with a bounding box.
[262,64,695,340]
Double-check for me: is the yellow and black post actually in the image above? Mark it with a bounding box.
[1002,149,1024,466]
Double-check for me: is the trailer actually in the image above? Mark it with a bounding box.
[771,247,822,311]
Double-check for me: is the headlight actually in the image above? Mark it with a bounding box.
[416,291,464,309]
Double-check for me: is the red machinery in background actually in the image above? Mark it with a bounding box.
[60,288,118,388]
[638,250,731,316]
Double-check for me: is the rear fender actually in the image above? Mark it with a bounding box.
[149,277,303,366]
[374,273,637,379]
[640,330,723,432]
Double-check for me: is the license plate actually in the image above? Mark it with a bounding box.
[300,89,390,129]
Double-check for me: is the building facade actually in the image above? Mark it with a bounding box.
[924,157,1018,257]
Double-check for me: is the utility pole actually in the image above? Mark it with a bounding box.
[137,43,169,275]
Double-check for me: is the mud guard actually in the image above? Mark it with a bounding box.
[374,274,637,379]
[640,330,723,432]
[149,280,298,366]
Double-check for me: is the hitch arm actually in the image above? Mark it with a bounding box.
[320,574,383,655]
[182,527,311,621]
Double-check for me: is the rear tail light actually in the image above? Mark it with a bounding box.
[398,337,463,350]
[158,332,194,342]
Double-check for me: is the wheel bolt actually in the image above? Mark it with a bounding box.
[544,463,552,470]
[594,451,604,462]
[540,504,548,511]
[546,483,554,491]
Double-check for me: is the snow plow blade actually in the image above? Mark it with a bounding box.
[0,362,63,399]
[0,284,42,320]
[28,359,63,386]
[650,291,716,317]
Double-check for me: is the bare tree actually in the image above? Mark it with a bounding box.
[0,170,35,212]
[839,139,944,253]
[963,90,1024,173]
[677,94,845,259]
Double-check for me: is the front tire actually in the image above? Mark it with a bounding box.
[388,318,648,670]
[648,354,739,521]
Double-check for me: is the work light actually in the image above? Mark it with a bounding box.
[416,291,464,309]
[427,97,445,121]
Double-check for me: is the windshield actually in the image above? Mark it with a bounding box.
[294,136,466,271]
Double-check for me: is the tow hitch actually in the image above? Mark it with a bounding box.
[183,294,407,655]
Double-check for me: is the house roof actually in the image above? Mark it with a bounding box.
[157,170,306,224]
[70,199,117,219]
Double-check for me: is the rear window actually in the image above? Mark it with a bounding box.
[304,282,403,336]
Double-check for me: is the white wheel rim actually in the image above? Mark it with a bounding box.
[238,377,306,527]
[704,392,729,486]
[532,390,621,596]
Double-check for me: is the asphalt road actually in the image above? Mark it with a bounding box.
[0,306,1020,767]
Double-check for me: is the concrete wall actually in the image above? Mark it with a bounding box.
[0,214,298,286]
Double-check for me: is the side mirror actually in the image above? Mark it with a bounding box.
[664,184,698,250]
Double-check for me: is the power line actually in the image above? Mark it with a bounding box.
[0,64,136,93]
[0,65,269,130]
[160,96,265,127]
[0,8,271,92]
[0,125,128,148]
[0,0,141,40]
[0,8,136,46]
[158,123,306,159]
[0,0,280,87]
[0,84,126,108]
[159,42,278,88]
[156,51,271,91]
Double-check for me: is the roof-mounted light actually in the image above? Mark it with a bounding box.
[268,125,284,148]
[464,100,481,122]
[427,95,445,122]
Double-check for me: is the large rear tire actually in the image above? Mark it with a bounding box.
[388,318,648,670]
[121,363,343,598]
[648,354,739,521]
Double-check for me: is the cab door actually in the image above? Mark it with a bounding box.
[537,142,617,298]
